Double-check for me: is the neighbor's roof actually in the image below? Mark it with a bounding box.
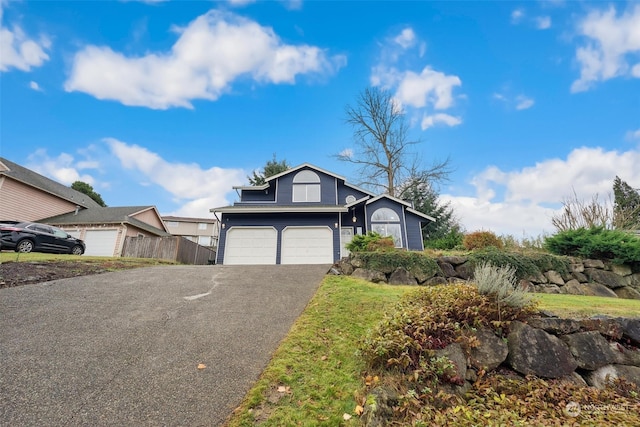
[0,157,103,209]
[42,206,170,236]
[162,215,217,223]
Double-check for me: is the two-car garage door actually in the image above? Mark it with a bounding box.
[224,226,333,265]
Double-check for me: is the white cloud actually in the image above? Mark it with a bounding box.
[394,67,462,110]
[0,3,51,72]
[65,10,345,109]
[26,149,96,185]
[421,113,462,130]
[535,16,552,30]
[625,128,640,141]
[339,148,353,158]
[393,28,416,49]
[29,81,42,91]
[446,146,640,237]
[571,5,640,93]
[515,95,535,110]
[511,9,525,24]
[105,138,245,215]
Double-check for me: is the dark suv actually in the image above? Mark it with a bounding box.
[0,221,85,255]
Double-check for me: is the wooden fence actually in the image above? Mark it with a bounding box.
[121,236,216,265]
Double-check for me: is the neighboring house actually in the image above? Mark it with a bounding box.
[0,157,169,257]
[211,163,435,265]
[162,216,219,248]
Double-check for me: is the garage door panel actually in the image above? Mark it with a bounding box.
[281,227,333,264]
[84,230,118,257]
[224,227,277,265]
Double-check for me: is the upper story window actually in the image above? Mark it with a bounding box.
[198,223,208,230]
[371,207,402,247]
[292,170,321,202]
[166,221,179,227]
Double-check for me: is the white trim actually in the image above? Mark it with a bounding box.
[212,206,347,214]
[232,184,269,190]
[281,226,333,264]
[266,163,345,183]
[345,195,370,208]
[406,207,436,222]
[224,226,277,265]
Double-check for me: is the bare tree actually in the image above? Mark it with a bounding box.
[336,87,451,197]
[551,190,613,232]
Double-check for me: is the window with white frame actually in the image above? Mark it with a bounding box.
[166,221,179,227]
[371,207,402,247]
[198,223,208,230]
[292,170,321,202]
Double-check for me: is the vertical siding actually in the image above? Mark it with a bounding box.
[0,178,78,221]
[404,213,425,251]
[275,168,338,205]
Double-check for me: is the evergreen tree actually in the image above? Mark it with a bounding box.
[71,181,107,207]
[613,176,640,230]
[248,154,290,185]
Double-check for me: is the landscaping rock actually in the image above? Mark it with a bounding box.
[572,271,588,283]
[526,271,548,284]
[538,284,561,294]
[610,264,632,277]
[409,265,438,283]
[526,317,581,335]
[468,328,508,371]
[614,286,640,300]
[388,267,417,286]
[545,270,565,286]
[361,387,398,427]
[618,318,640,346]
[561,331,618,370]
[439,256,467,265]
[518,280,535,293]
[422,276,447,286]
[580,282,618,298]
[560,372,588,387]
[435,343,467,382]
[506,321,577,378]
[579,318,624,340]
[563,280,584,295]
[569,261,585,274]
[583,364,640,389]
[352,268,386,283]
[585,268,627,289]
[437,261,457,278]
[455,263,474,281]
[609,342,640,367]
[583,259,605,269]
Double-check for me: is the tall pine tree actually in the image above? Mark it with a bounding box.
[613,176,640,230]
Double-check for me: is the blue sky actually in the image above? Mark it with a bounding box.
[2,0,639,237]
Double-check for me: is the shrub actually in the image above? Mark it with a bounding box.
[473,262,534,318]
[424,228,464,250]
[463,230,503,250]
[354,251,441,278]
[468,247,570,281]
[346,232,395,252]
[544,227,640,266]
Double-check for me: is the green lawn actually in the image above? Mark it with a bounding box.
[0,252,175,265]
[224,276,640,426]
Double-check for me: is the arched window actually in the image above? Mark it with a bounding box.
[292,170,321,202]
[371,207,402,247]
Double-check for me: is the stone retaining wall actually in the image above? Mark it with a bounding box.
[332,254,640,300]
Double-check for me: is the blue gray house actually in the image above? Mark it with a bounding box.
[211,163,435,265]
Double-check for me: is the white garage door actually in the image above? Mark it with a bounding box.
[224,227,277,265]
[83,229,118,257]
[281,226,333,264]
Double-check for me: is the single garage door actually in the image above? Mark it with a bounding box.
[224,227,277,265]
[281,226,333,264]
[83,229,118,257]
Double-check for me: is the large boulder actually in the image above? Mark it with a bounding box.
[352,268,386,283]
[584,268,627,289]
[583,259,605,269]
[439,256,468,266]
[506,321,577,378]
[434,343,467,382]
[455,263,474,281]
[388,267,417,286]
[422,276,447,286]
[561,331,618,370]
[609,342,640,367]
[583,365,640,389]
[526,317,581,335]
[579,318,624,340]
[361,387,398,427]
[437,261,457,278]
[617,318,640,346]
[610,264,632,277]
[579,282,618,298]
[545,270,565,286]
[614,286,640,300]
[468,328,509,371]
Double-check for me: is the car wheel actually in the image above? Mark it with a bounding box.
[71,245,84,255]
[16,239,34,253]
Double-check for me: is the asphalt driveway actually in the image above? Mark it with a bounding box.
[0,264,330,426]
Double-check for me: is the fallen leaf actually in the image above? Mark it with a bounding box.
[197,363,206,370]
[321,355,328,361]
[343,413,352,420]
[277,385,291,393]
[355,405,364,416]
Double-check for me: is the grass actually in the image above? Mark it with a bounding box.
[0,251,176,266]
[224,276,640,426]
[224,276,409,426]
[536,293,640,318]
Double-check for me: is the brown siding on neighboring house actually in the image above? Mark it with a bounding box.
[0,177,78,221]
[133,209,165,229]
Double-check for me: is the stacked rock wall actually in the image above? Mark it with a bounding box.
[332,254,640,300]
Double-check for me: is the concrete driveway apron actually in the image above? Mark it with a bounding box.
[0,264,329,426]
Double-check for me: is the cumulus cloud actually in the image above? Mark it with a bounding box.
[511,9,525,24]
[446,146,640,237]
[421,113,462,130]
[371,27,462,130]
[571,5,640,93]
[0,3,51,72]
[65,10,345,109]
[26,149,96,185]
[105,138,245,215]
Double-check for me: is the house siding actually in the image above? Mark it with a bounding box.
[217,212,340,264]
[132,209,164,229]
[240,188,276,203]
[404,212,426,251]
[366,198,408,248]
[337,185,369,205]
[275,168,337,205]
[0,177,78,221]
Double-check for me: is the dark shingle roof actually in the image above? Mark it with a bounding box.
[0,157,103,209]
[42,206,169,236]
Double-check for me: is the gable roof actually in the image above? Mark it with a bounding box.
[366,194,436,222]
[0,157,103,209]
[42,206,170,236]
